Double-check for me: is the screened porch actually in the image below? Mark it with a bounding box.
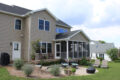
[55,41,90,60]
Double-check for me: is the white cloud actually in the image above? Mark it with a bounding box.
[0,0,120,48]
[72,25,120,48]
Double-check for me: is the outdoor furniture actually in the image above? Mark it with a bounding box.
[87,66,96,73]
[61,63,69,68]
[71,63,78,68]
[101,60,108,68]
[93,59,100,67]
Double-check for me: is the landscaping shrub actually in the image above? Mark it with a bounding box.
[97,57,104,61]
[114,59,120,62]
[22,64,33,77]
[13,59,24,70]
[107,48,119,61]
[71,68,76,73]
[91,59,95,63]
[39,59,65,66]
[78,58,91,66]
[50,65,60,76]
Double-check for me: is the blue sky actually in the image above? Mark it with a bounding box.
[1,0,120,47]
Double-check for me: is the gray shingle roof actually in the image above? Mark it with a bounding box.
[56,30,79,39]
[0,3,71,28]
[0,3,31,15]
[56,19,71,28]
[90,43,115,53]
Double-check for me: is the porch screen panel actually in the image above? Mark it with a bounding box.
[74,42,78,58]
[83,42,86,58]
[86,43,90,57]
[78,42,82,58]
[61,41,66,59]
[69,41,73,58]
[61,41,66,52]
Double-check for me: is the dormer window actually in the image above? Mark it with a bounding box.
[15,19,21,30]
[39,19,50,31]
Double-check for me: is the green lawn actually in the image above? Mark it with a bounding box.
[0,62,120,80]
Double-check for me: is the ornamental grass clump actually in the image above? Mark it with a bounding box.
[13,59,24,70]
[22,64,34,77]
[50,65,60,76]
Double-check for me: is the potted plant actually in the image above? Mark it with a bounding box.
[64,68,72,76]
[71,68,76,75]
[31,54,35,60]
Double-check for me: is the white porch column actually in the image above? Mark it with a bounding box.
[82,42,83,58]
[66,40,69,59]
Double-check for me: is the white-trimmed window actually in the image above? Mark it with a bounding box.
[56,27,68,33]
[99,54,104,59]
[15,19,22,30]
[40,42,52,54]
[39,19,50,31]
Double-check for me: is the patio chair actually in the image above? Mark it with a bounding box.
[61,63,69,68]
[93,59,100,67]
[101,60,108,68]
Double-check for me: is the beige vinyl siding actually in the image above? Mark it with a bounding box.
[29,11,56,57]
[0,13,24,60]
[22,16,31,61]
[70,32,89,43]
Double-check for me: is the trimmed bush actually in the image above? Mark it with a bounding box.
[22,64,33,77]
[97,57,104,61]
[39,59,65,66]
[114,59,120,62]
[71,68,76,73]
[78,58,91,66]
[13,59,24,70]
[50,65,60,76]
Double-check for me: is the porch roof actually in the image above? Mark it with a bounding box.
[55,30,90,41]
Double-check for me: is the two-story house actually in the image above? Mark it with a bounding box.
[0,3,90,61]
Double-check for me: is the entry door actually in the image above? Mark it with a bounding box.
[55,43,61,59]
[12,42,21,60]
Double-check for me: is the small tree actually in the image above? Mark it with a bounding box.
[107,48,118,61]
[31,40,40,60]
[98,40,106,44]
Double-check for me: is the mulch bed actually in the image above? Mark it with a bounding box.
[5,65,98,79]
[6,66,64,79]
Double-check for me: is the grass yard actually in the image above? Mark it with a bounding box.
[0,62,120,80]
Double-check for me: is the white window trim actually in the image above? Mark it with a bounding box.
[38,19,50,32]
[14,18,22,30]
[45,20,50,31]
[56,27,67,33]
[55,42,61,59]
[40,41,52,54]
